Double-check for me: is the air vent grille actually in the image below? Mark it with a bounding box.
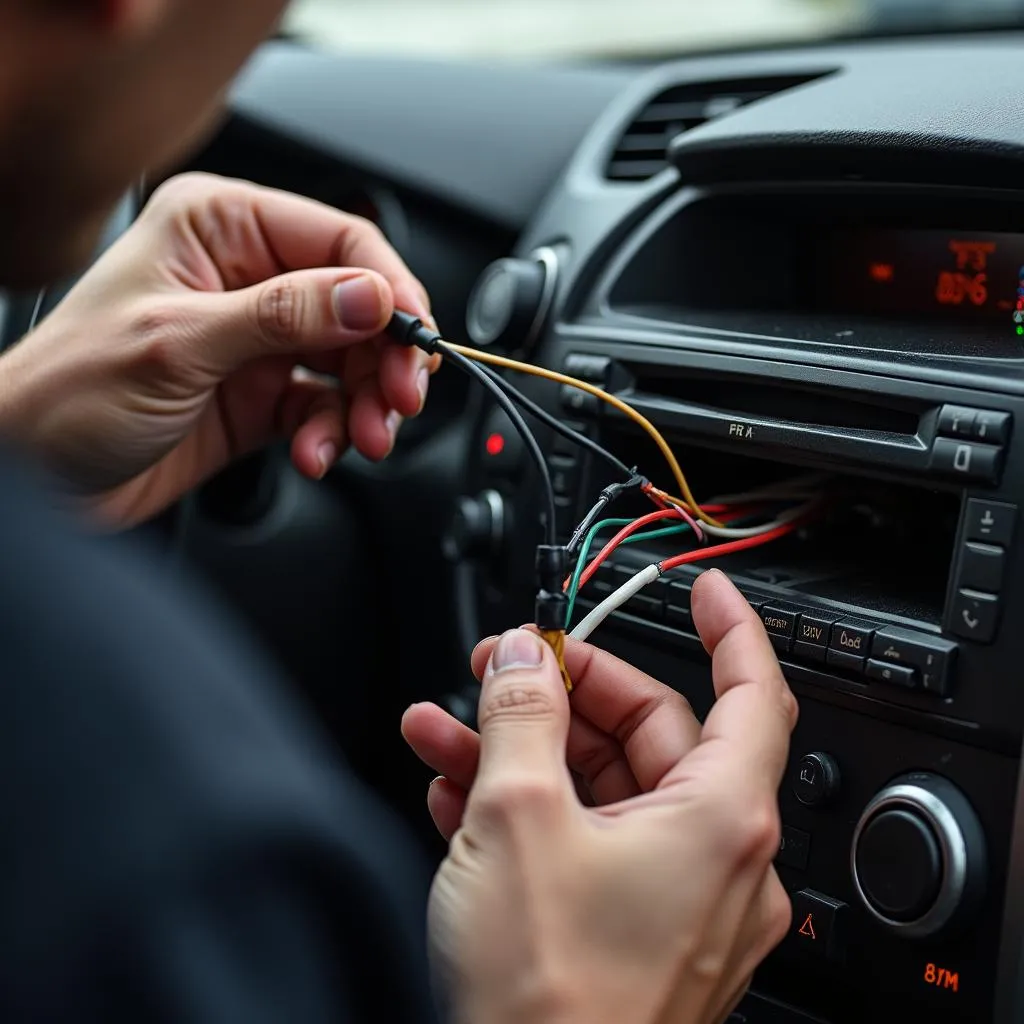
[605,75,821,182]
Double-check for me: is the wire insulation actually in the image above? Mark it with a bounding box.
[472,361,633,481]
[442,346,557,545]
[442,341,722,527]
[570,519,803,642]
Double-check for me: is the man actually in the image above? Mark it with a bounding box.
[0,3,796,1023]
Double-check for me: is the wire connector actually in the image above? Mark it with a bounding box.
[385,311,442,354]
[534,545,572,692]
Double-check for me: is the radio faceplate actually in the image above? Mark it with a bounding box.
[460,331,1024,1023]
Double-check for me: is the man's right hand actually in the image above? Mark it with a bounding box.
[402,569,798,1024]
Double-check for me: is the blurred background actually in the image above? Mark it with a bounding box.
[282,0,1024,60]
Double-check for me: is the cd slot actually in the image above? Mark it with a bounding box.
[626,370,920,436]
[614,389,930,477]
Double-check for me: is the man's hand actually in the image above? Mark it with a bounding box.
[402,569,798,1024]
[0,172,438,526]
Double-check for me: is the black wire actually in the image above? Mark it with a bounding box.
[441,345,557,545]
[471,361,633,480]
[565,476,645,555]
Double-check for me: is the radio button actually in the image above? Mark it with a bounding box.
[827,649,867,675]
[796,612,836,650]
[829,619,876,657]
[949,589,1000,644]
[936,405,977,438]
[959,541,1005,593]
[866,659,918,690]
[964,499,1017,547]
[971,409,1011,445]
[794,641,828,665]
[870,627,957,696]
[760,604,799,635]
[930,438,1003,484]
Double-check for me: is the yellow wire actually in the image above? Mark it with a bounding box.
[444,341,723,528]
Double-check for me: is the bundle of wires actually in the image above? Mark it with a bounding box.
[567,501,817,643]
[385,312,825,662]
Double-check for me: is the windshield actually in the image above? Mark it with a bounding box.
[283,0,1024,59]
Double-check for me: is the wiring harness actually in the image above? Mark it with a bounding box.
[387,311,824,690]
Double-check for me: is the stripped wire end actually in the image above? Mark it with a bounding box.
[539,628,573,693]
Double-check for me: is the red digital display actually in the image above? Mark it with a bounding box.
[817,229,1024,329]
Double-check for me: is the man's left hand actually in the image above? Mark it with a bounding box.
[0,172,438,526]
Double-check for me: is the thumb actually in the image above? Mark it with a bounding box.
[200,267,394,375]
[471,629,573,799]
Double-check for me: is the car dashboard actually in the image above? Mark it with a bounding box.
[160,30,1024,1024]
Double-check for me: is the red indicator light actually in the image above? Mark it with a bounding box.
[485,433,505,457]
[869,262,894,283]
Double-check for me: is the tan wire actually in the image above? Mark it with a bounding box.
[443,342,723,528]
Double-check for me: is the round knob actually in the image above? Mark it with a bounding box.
[466,248,558,350]
[851,773,986,939]
[443,490,506,562]
[792,752,841,808]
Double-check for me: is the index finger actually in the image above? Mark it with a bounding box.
[253,184,430,319]
[167,174,430,318]
[676,569,797,790]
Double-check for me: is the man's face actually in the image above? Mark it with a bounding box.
[0,0,289,288]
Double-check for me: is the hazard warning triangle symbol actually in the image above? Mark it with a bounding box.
[798,913,816,940]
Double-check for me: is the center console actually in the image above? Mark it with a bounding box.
[449,45,1024,1024]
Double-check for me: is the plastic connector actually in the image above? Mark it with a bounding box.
[534,545,572,692]
[385,311,442,354]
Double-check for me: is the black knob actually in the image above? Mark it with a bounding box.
[466,249,557,350]
[443,490,506,562]
[792,752,841,808]
[851,773,986,939]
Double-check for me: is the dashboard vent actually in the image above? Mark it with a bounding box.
[605,75,821,182]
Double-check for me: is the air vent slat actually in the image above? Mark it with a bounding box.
[604,74,824,182]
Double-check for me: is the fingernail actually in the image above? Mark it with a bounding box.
[416,367,430,412]
[489,629,543,674]
[428,776,444,791]
[333,275,384,331]
[317,442,338,478]
[385,410,403,447]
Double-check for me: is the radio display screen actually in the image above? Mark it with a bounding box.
[815,229,1024,328]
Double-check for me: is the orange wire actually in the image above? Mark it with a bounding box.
[442,342,722,528]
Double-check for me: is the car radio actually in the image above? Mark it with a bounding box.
[454,336,1024,1023]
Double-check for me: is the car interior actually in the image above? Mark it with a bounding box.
[4,2,1024,1021]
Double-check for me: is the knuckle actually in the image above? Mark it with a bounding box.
[145,171,219,213]
[128,304,192,375]
[254,280,308,347]
[780,684,800,731]
[714,796,781,867]
[477,682,558,731]
[473,775,561,826]
[764,874,793,949]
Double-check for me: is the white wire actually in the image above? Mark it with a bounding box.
[570,563,660,643]
[701,501,814,540]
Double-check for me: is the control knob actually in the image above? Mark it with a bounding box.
[465,247,559,350]
[443,489,506,563]
[851,773,986,939]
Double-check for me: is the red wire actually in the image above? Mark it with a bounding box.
[576,509,683,591]
[659,519,801,573]
[572,504,738,592]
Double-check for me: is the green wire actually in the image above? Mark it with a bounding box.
[564,517,693,627]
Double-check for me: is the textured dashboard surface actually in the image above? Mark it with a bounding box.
[229,42,636,228]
